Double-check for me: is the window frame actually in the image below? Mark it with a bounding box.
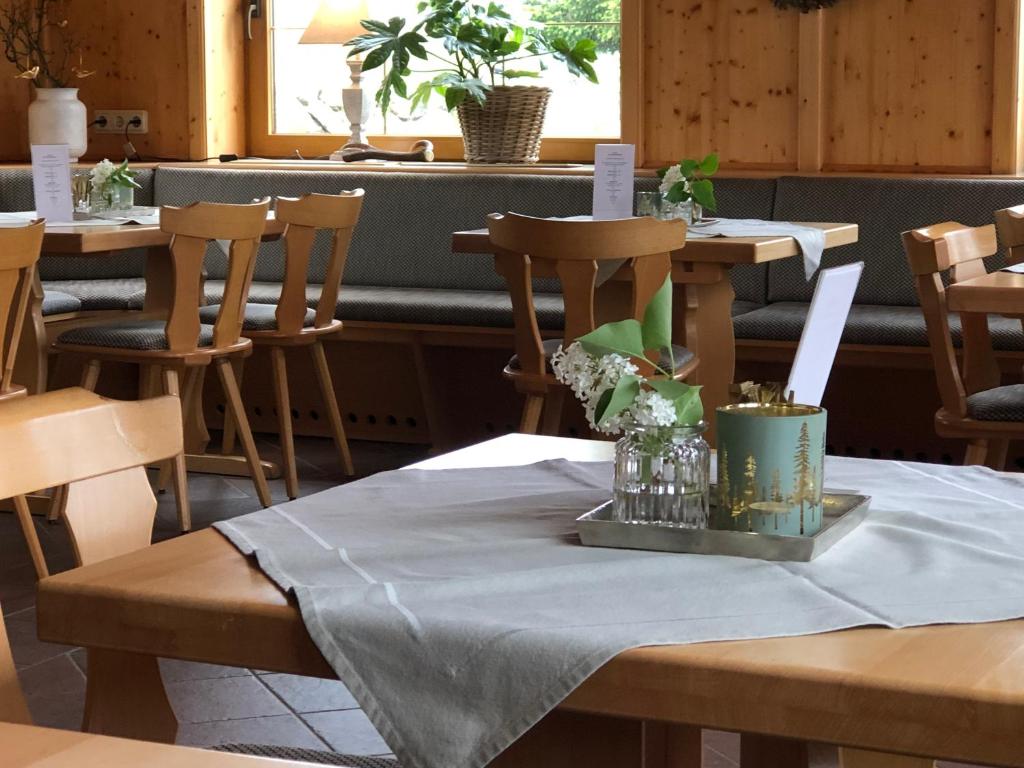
[246,0,640,163]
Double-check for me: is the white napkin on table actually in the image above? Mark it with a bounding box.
[689,217,827,280]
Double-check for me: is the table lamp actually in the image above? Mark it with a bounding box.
[300,0,371,160]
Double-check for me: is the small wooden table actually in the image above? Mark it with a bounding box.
[36,434,1024,767]
[452,223,859,441]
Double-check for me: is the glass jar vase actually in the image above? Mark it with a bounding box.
[613,423,711,528]
[90,184,134,213]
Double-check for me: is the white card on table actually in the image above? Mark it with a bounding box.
[1001,262,1024,274]
[592,143,635,220]
[787,262,864,407]
[30,144,74,224]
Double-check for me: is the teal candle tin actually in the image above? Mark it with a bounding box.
[715,403,827,537]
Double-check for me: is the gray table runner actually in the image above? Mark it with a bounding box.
[687,218,827,279]
[215,457,1024,768]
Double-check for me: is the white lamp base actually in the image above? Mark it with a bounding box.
[332,57,372,159]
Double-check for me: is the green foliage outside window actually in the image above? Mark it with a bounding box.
[524,0,620,54]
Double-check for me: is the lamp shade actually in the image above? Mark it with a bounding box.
[299,0,369,45]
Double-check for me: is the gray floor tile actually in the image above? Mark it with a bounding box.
[166,675,290,723]
[17,653,86,730]
[301,709,392,755]
[176,713,328,750]
[260,673,359,713]
[160,658,253,684]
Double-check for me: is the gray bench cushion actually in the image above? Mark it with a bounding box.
[966,384,1024,421]
[731,300,762,318]
[199,302,315,331]
[733,301,1024,351]
[769,176,1024,306]
[58,320,214,351]
[41,290,82,316]
[42,278,146,311]
[30,169,155,281]
[156,168,776,304]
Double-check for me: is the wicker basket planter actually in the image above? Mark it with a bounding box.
[456,85,552,164]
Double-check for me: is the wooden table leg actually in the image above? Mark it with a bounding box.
[82,648,177,743]
[675,263,736,446]
[13,271,47,394]
[490,711,700,768]
[740,733,809,768]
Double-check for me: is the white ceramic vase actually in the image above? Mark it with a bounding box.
[28,88,88,161]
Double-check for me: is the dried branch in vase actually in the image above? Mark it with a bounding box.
[0,0,93,88]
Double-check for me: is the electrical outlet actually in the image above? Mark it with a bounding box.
[93,110,149,134]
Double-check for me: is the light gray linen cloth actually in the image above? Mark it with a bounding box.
[687,217,827,279]
[215,456,1024,768]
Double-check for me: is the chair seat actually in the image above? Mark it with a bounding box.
[42,278,146,311]
[57,320,215,351]
[41,290,82,316]
[508,338,695,375]
[966,384,1024,421]
[199,302,315,332]
[214,744,399,767]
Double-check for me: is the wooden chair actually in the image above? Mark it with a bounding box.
[903,221,1024,469]
[53,201,274,524]
[486,213,699,434]
[996,204,1024,266]
[201,192,364,499]
[0,221,49,578]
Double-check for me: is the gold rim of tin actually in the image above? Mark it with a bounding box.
[716,403,824,418]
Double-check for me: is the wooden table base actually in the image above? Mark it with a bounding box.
[184,454,282,481]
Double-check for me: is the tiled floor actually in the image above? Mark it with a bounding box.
[0,433,969,767]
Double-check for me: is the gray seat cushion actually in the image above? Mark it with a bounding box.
[733,301,1024,351]
[199,302,315,331]
[731,300,762,318]
[509,338,695,374]
[214,744,398,767]
[41,290,82,316]
[58,320,214,351]
[769,176,1024,307]
[966,384,1024,421]
[42,278,146,311]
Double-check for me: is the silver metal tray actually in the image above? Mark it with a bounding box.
[576,490,871,562]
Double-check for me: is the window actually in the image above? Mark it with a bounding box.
[252,0,622,160]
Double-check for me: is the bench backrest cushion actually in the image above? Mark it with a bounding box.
[769,176,1024,306]
[30,168,156,280]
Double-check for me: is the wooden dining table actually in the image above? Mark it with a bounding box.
[12,216,287,481]
[35,433,1024,768]
[452,222,859,442]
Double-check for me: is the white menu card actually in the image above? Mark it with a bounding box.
[787,262,864,407]
[31,144,74,224]
[592,143,635,220]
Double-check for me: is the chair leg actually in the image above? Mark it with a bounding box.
[269,347,299,500]
[541,387,566,437]
[217,357,272,507]
[221,357,245,455]
[963,439,988,466]
[520,394,545,435]
[310,340,355,477]
[13,495,48,579]
[985,439,1009,472]
[162,368,192,533]
[81,359,101,391]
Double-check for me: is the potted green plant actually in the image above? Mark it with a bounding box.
[348,0,599,163]
[657,153,719,225]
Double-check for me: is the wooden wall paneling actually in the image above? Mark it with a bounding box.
[992,0,1024,174]
[620,0,644,166]
[641,0,800,170]
[797,10,824,172]
[189,0,248,160]
[822,0,996,173]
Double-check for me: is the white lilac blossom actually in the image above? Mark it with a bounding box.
[89,159,117,195]
[630,390,677,427]
[658,164,684,195]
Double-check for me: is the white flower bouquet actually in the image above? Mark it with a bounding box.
[89,159,141,211]
[551,276,703,435]
[656,153,719,223]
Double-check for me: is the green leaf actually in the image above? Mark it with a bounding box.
[641,276,673,356]
[578,318,646,360]
[444,86,468,109]
[595,375,641,426]
[361,46,392,73]
[648,381,704,425]
[498,69,539,79]
[663,181,690,204]
[656,166,668,179]
[698,152,719,175]
[689,178,717,212]
[679,158,699,178]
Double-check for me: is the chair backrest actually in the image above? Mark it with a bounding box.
[903,221,999,419]
[486,214,686,376]
[160,200,270,352]
[0,388,183,566]
[275,191,364,332]
[995,204,1024,266]
[0,221,44,395]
